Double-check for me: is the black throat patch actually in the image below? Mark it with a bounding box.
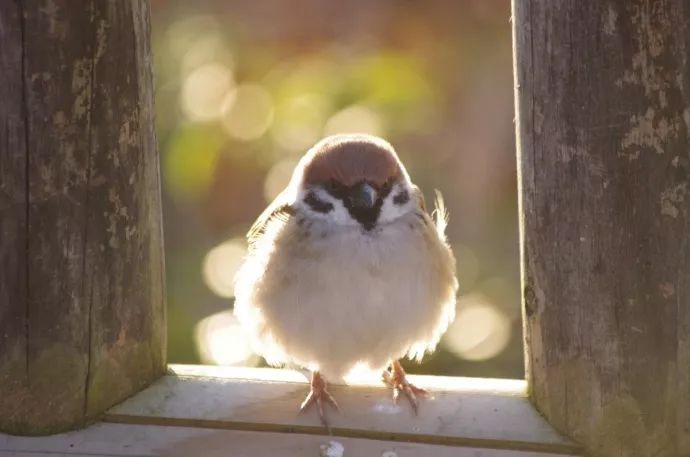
[324,179,394,231]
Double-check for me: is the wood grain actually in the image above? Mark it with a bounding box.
[512,0,690,455]
[104,365,580,455]
[0,1,165,435]
[0,422,579,457]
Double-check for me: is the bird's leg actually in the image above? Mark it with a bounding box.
[382,360,428,414]
[300,371,339,427]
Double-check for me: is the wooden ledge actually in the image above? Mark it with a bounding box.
[1,423,574,457]
[102,364,581,455]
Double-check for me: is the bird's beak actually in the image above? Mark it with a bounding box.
[350,182,377,209]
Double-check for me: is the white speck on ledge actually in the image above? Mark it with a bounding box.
[372,401,402,414]
[320,440,344,457]
[382,451,398,457]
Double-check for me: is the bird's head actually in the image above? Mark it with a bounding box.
[289,134,418,231]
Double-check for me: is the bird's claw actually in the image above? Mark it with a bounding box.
[382,361,428,415]
[300,372,339,428]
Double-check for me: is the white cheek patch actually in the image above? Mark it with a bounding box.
[327,199,357,227]
[379,183,415,225]
[296,188,358,227]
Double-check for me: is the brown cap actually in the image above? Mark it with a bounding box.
[302,134,402,187]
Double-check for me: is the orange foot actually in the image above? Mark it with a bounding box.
[382,360,428,414]
[300,371,339,428]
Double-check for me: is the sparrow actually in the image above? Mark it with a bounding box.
[234,134,458,426]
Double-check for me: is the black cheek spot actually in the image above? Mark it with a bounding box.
[393,190,410,205]
[304,192,333,213]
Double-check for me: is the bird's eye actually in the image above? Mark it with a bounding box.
[323,180,346,199]
[393,189,410,205]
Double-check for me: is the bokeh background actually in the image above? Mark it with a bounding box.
[151,0,522,379]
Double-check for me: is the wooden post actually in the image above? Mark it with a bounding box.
[0,1,166,435]
[513,1,690,455]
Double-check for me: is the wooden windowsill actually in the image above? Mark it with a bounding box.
[0,364,582,456]
[92,364,582,455]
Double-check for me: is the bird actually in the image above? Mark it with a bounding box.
[233,133,458,426]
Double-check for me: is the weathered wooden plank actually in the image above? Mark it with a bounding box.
[512,0,690,455]
[104,365,580,455]
[0,1,165,435]
[0,422,579,457]
[0,1,29,438]
[78,0,166,420]
[0,453,108,457]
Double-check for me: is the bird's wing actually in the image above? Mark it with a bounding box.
[247,188,295,250]
[412,186,449,239]
[412,185,428,213]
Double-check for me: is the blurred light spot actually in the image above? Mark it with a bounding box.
[453,244,480,291]
[272,94,330,153]
[195,310,258,366]
[202,239,247,298]
[181,63,234,122]
[221,84,274,141]
[323,105,383,137]
[164,126,223,199]
[166,16,220,58]
[263,157,299,202]
[443,294,511,361]
[479,276,518,317]
[181,35,233,76]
